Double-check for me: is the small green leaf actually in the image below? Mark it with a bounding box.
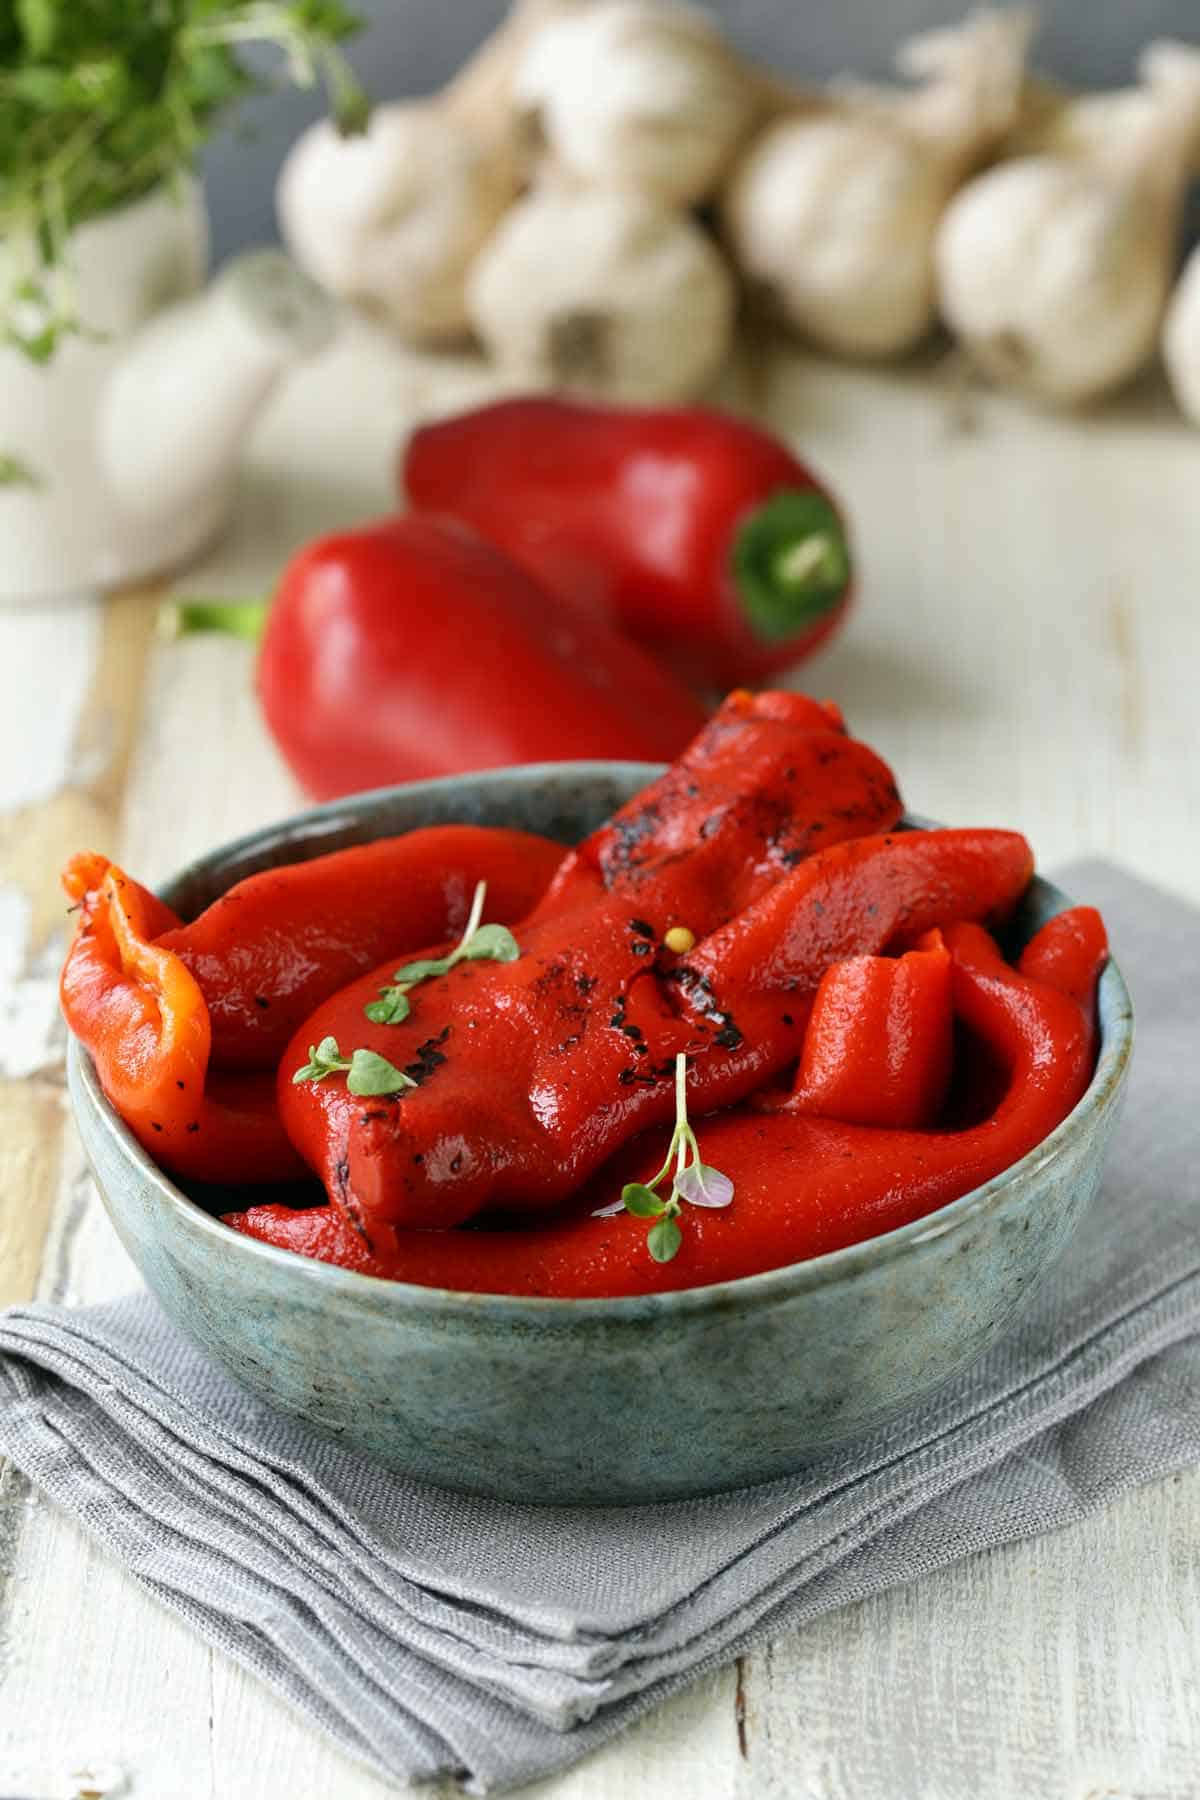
[463,923,520,963]
[292,1035,351,1083]
[364,988,411,1025]
[647,1214,683,1263]
[16,0,57,58]
[346,1048,415,1097]
[621,1183,666,1218]
[389,956,452,986]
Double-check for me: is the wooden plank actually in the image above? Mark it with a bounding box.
[0,590,157,1310]
[735,1470,1200,1800]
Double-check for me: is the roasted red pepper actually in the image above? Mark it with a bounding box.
[279,821,1030,1236]
[208,516,710,801]
[60,856,306,1185]
[277,692,902,1228]
[789,929,954,1129]
[60,825,562,1179]
[156,825,565,1069]
[229,908,1105,1295]
[402,397,853,689]
[528,688,898,924]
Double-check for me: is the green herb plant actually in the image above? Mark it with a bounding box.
[364,879,520,1026]
[292,1036,414,1098]
[0,0,367,364]
[593,1053,734,1262]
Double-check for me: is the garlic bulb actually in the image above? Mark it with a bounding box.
[1163,242,1200,426]
[937,41,1200,406]
[277,102,517,344]
[1005,80,1158,161]
[467,188,736,402]
[514,0,761,207]
[721,9,1033,359]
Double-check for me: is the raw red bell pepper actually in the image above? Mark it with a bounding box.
[182,516,711,801]
[228,909,1105,1295]
[156,825,566,1069]
[401,396,853,689]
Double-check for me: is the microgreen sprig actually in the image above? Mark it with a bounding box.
[593,1054,734,1262]
[364,880,519,1025]
[292,1035,415,1097]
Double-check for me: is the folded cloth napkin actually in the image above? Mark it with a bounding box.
[2,861,1200,1794]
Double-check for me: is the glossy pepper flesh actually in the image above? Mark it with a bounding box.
[60,855,306,1185]
[279,824,1031,1236]
[277,692,902,1229]
[59,822,564,1180]
[157,825,566,1069]
[528,688,898,925]
[229,908,1105,1295]
[252,515,710,800]
[788,929,954,1129]
[402,396,854,689]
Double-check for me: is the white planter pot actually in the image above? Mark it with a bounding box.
[0,180,336,604]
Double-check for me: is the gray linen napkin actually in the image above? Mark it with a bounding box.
[2,860,1199,1794]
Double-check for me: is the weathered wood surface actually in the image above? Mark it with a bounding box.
[1,324,1198,1798]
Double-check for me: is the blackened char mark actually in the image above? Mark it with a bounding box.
[597,803,662,887]
[405,1025,452,1085]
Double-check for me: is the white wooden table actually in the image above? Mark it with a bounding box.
[2,324,1199,1799]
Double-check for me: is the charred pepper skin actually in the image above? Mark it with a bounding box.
[228,908,1106,1295]
[256,515,710,801]
[278,693,905,1230]
[58,825,564,1179]
[402,397,854,689]
[529,688,899,924]
[279,826,1031,1235]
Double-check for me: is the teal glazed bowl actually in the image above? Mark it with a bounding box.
[67,765,1134,1505]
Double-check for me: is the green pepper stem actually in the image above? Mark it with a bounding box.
[731,490,851,645]
[159,597,271,644]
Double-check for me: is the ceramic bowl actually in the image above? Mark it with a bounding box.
[67,764,1134,1505]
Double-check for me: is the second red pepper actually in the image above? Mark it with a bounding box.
[402,397,854,689]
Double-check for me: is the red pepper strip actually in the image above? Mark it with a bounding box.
[669,827,1034,1096]
[60,860,305,1185]
[531,687,901,924]
[63,850,181,939]
[228,909,1105,1294]
[789,930,954,1129]
[155,826,567,1070]
[254,516,710,801]
[1018,904,1107,1014]
[279,827,1031,1234]
[402,397,853,689]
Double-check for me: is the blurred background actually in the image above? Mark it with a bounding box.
[204,0,1200,256]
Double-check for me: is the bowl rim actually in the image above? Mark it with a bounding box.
[70,760,1136,1324]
